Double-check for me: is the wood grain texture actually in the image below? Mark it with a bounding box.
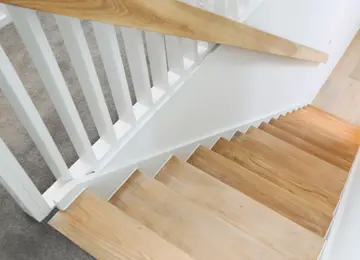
[213,137,338,212]
[243,127,348,182]
[270,117,355,163]
[49,190,194,260]
[3,0,328,62]
[187,146,331,236]
[307,105,360,132]
[288,110,359,149]
[313,32,360,124]
[110,171,287,260]
[302,106,360,145]
[259,122,352,171]
[156,156,324,260]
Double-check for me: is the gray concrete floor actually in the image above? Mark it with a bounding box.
[0,11,138,260]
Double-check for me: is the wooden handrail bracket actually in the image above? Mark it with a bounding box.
[3,0,328,62]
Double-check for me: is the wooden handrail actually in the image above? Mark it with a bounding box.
[3,0,328,62]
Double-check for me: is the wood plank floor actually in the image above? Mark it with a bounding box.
[314,31,360,125]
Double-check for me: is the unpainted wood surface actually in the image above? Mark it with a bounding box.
[49,190,194,260]
[294,108,360,146]
[314,32,360,123]
[242,127,348,182]
[259,122,352,171]
[156,156,323,260]
[213,137,338,212]
[270,118,355,163]
[187,146,331,236]
[110,171,287,260]
[3,0,328,62]
[286,111,359,150]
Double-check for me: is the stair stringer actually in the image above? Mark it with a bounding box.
[54,103,307,210]
[319,147,360,260]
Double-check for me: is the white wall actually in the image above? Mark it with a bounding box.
[103,0,360,172]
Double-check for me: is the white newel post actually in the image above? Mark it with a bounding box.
[0,139,52,222]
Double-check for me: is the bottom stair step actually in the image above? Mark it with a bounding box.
[49,190,194,260]
[187,145,332,237]
[156,156,324,260]
[110,171,288,260]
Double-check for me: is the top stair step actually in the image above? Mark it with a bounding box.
[243,127,348,183]
[110,171,287,260]
[48,190,194,260]
[259,122,352,171]
[156,156,324,260]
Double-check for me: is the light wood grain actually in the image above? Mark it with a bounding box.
[187,146,332,236]
[270,117,355,163]
[314,32,360,124]
[3,0,328,62]
[110,171,287,260]
[213,137,338,212]
[302,106,360,145]
[243,127,348,183]
[49,190,194,260]
[156,156,324,259]
[287,110,359,149]
[259,122,352,171]
[307,105,360,132]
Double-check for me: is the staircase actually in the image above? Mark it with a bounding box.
[48,105,359,260]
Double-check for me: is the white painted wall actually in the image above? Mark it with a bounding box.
[104,0,360,172]
[0,4,11,29]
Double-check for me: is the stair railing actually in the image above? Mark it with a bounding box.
[0,4,213,221]
[0,0,328,221]
[2,0,328,62]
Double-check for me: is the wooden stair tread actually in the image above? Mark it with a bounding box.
[213,137,338,212]
[287,110,359,149]
[156,156,323,259]
[270,117,355,163]
[110,171,287,260]
[187,146,331,237]
[49,190,194,260]
[259,122,352,171]
[243,127,348,183]
[307,105,359,130]
[294,108,360,146]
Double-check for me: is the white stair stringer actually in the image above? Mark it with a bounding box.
[53,103,307,210]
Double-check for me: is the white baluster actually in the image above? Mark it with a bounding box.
[0,139,52,221]
[7,6,96,162]
[121,27,153,106]
[0,47,71,182]
[55,15,116,143]
[144,31,169,90]
[92,21,136,125]
[182,38,199,62]
[165,35,185,75]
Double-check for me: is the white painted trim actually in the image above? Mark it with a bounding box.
[319,147,360,260]
[53,102,307,210]
[42,43,216,211]
[0,4,11,30]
